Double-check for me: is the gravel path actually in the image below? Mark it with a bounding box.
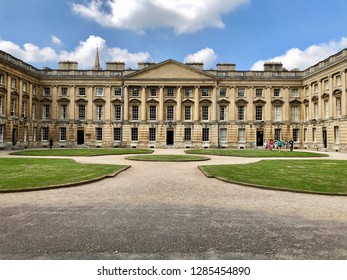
[0,149,346,259]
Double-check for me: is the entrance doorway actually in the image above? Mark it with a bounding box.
[166,129,174,145]
[12,128,17,146]
[256,130,264,146]
[322,128,327,148]
[77,129,84,145]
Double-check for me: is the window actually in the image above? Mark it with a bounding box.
[219,88,226,97]
[11,78,17,89]
[96,127,102,141]
[43,104,50,119]
[323,80,329,91]
[22,82,27,92]
[202,128,209,142]
[61,87,68,96]
[293,129,299,142]
[60,127,67,141]
[149,88,157,97]
[131,128,138,141]
[324,100,329,119]
[313,128,317,143]
[0,96,2,115]
[274,106,281,122]
[305,88,309,97]
[132,105,139,120]
[305,105,309,121]
[131,88,139,97]
[11,99,16,116]
[334,126,340,144]
[167,88,174,97]
[61,105,67,120]
[314,84,318,94]
[167,106,174,121]
[202,106,209,121]
[314,103,318,119]
[78,87,86,96]
[275,129,281,141]
[255,106,263,121]
[304,128,308,143]
[149,106,156,120]
[114,128,121,141]
[149,128,156,142]
[220,106,227,121]
[42,127,49,141]
[32,86,36,95]
[184,128,191,141]
[0,74,4,85]
[96,87,103,96]
[43,87,50,96]
[184,106,191,121]
[273,88,281,97]
[114,87,122,96]
[33,127,37,142]
[114,105,121,120]
[336,75,342,87]
[336,97,342,117]
[220,128,227,142]
[96,105,103,121]
[201,88,209,97]
[238,106,244,121]
[291,89,298,98]
[32,103,36,119]
[238,128,245,142]
[291,106,299,122]
[184,88,192,98]
[0,125,3,143]
[237,88,245,97]
[78,105,86,120]
[256,89,263,98]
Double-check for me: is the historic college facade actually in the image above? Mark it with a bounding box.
[0,49,346,151]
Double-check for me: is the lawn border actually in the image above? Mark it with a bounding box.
[125,155,211,162]
[0,165,131,193]
[198,166,347,197]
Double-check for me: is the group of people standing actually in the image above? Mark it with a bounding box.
[264,139,294,152]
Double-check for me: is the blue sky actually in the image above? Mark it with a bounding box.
[1,0,347,70]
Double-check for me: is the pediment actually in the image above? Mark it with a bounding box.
[125,60,216,80]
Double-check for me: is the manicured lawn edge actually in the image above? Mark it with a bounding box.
[198,165,347,197]
[0,165,131,193]
[125,155,210,162]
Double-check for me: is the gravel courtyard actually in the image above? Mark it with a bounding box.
[0,149,346,259]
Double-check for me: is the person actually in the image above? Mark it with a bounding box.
[264,140,268,150]
[285,140,289,150]
[269,139,274,151]
[289,139,294,152]
[277,139,283,152]
[49,138,53,149]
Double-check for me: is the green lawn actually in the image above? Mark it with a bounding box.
[200,160,347,195]
[126,154,210,162]
[10,148,153,157]
[186,149,327,158]
[0,158,129,191]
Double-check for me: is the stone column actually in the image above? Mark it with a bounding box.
[159,86,164,121]
[211,86,217,121]
[141,86,146,122]
[194,86,199,121]
[176,87,182,121]
[342,71,346,116]
[123,86,128,121]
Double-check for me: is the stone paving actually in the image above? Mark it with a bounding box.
[0,149,346,259]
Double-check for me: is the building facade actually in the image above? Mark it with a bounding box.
[0,49,346,151]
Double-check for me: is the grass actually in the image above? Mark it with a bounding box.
[0,158,129,191]
[186,149,327,158]
[10,148,153,157]
[126,154,210,162]
[200,160,347,195]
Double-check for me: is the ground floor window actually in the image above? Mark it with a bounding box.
[149,128,156,141]
[334,126,340,144]
[42,127,48,141]
[24,127,27,143]
[202,128,209,142]
[131,127,138,142]
[0,124,3,143]
[60,127,67,141]
[274,128,281,141]
[304,128,308,143]
[313,128,317,143]
[220,128,227,142]
[33,127,37,142]
[293,128,299,142]
[114,128,121,141]
[238,128,245,142]
[96,127,102,141]
[184,127,191,141]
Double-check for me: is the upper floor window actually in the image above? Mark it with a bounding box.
[43,87,51,96]
[11,78,17,89]
[167,105,174,121]
[255,89,263,98]
[313,83,318,94]
[43,104,50,119]
[78,105,86,120]
[291,106,299,122]
[238,106,244,121]
[323,79,329,91]
[11,99,16,116]
[167,87,174,97]
[336,75,342,87]
[219,88,227,97]
[273,88,281,97]
[132,105,139,120]
[22,101,27,118]
[114,87,122,96]
[78,87,86,96]
[0,96,2,115]
[220,106,227,121]
[131,88,139,97]
[304,87,309,97]
[291,89,299,98]
[149,106,157,120]
[201,106,209,121]
[201,88,209,97]
[149,88,157,97]
[184,88,192,98]
[96,87,103,96]
[96,105,103,121]
[114,105,121,120]
[61,105,68,120]
[237,88,245,97]
[22,82,28,92]
[32,103,36,119]
[61,87,68,96]
[274,106,281,122]
[184,106,191,121]
[336,97,342,117]
[0,74,4,85]
[255,106,263,121]
[32,85,37,95]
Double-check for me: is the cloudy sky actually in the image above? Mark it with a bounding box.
[0,0,346,71]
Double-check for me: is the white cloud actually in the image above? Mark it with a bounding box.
[0,36,150,69]
[184,48,217,69]
[51,35,63,47]
[251,37,347,71]
[72,0,250,34]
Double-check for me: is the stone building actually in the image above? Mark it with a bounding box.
[0,48,346,151]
